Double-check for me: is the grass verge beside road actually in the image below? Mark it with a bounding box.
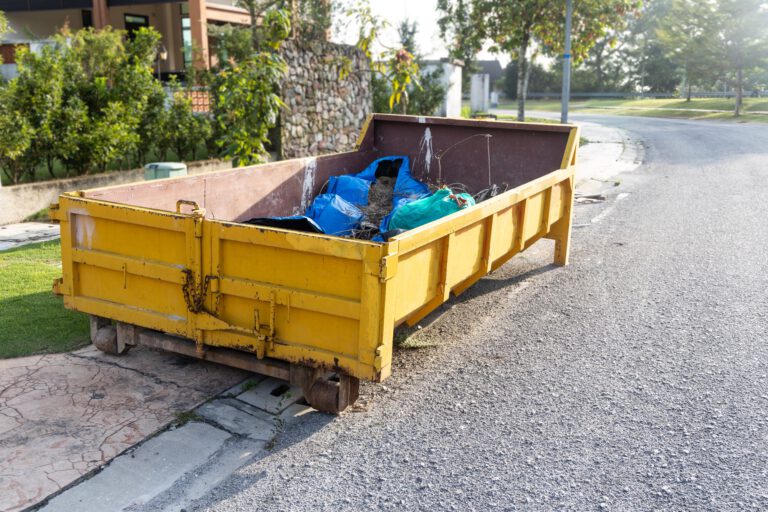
[497,98,768,123]
[0,241,89,358]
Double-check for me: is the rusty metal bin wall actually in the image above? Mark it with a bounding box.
[53,115,578,383]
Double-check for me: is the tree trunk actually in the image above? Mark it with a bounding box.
[516,38,529,122]
[523,53,534,108]
[686,80,692,102]
[735,65,743,116]
[47,156,56,179]
[247,1,259,51]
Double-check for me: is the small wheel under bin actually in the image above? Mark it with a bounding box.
[90,316,130,355]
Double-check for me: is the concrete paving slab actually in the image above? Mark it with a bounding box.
[39,422,231,512]
[0,347,249,512]
[279,402,319,425]
[0,222,60,251]
[138,436,266,512]
[221,374,268,397]
[197,398,277,441]
[236,377,304,414]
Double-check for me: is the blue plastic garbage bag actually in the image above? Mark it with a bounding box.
[326,175,370,206]
[306,193,364,236]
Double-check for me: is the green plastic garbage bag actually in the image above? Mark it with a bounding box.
[388,188,476,231]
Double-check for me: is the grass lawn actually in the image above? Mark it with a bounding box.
[0,240,89,359]
[496,98,768,123]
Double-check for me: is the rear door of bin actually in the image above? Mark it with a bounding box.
[56,195,198,339]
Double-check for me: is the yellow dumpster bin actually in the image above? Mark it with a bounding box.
[51,114,578,413]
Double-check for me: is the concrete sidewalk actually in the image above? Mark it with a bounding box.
[492,108,644,196]
[0,222,60,251]
[0,346,249,512]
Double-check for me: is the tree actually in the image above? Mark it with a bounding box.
[439,0,641,120]
[436,0,483,92]
[657,0,722,101]
[343,1,421,114]
[210,5,290,165]
[715,0,768,115]
[393,20,446,116]
[292,0,333,41]
[0,11,6,32]
[616,0,678,94]
[12,45,66,178]
[0,84,34,184]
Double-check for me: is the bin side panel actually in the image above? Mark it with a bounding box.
[392,240,443,323]
[59,196,193,336]
[388,166,575,327]
[83,151,376,224]
[204,221,384,381]
[522,191,546,243]
[446,222,486,289]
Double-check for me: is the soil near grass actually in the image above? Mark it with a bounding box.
[0,240,89,358]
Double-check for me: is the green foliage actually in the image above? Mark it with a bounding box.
[162,80,212,161]
[212,54,286,166]
[0,25,213,184]
[436,0,482,91]
[371,71,391,113]
[345,1,422,114]
[369,18,446,116]
[0,10,8,38]
[292,0,333,41]
[656,0,722,99]
[439,0,641,119]
[503,60,559,97]
[0,85,34,184]
[209,2,291,166]
[398,20,419,55]
[409,66,446,116]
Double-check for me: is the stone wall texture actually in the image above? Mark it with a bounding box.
[280,41,372,159]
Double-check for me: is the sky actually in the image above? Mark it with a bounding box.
[332,0,508,65]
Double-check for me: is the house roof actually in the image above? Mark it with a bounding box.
[2,0,171,11]
[475,60,503,82]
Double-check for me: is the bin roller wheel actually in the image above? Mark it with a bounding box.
[90,316,130,355]
[291,366,360,414]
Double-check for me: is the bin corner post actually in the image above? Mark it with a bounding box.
[358,242,398,383]
[550,174,575,266]
[549,127,579,266]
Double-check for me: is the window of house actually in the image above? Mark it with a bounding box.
[124,14,149,39]
[82,10,93,28]
[181,15,192,68]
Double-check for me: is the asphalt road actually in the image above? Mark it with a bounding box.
[189,116,768,511]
